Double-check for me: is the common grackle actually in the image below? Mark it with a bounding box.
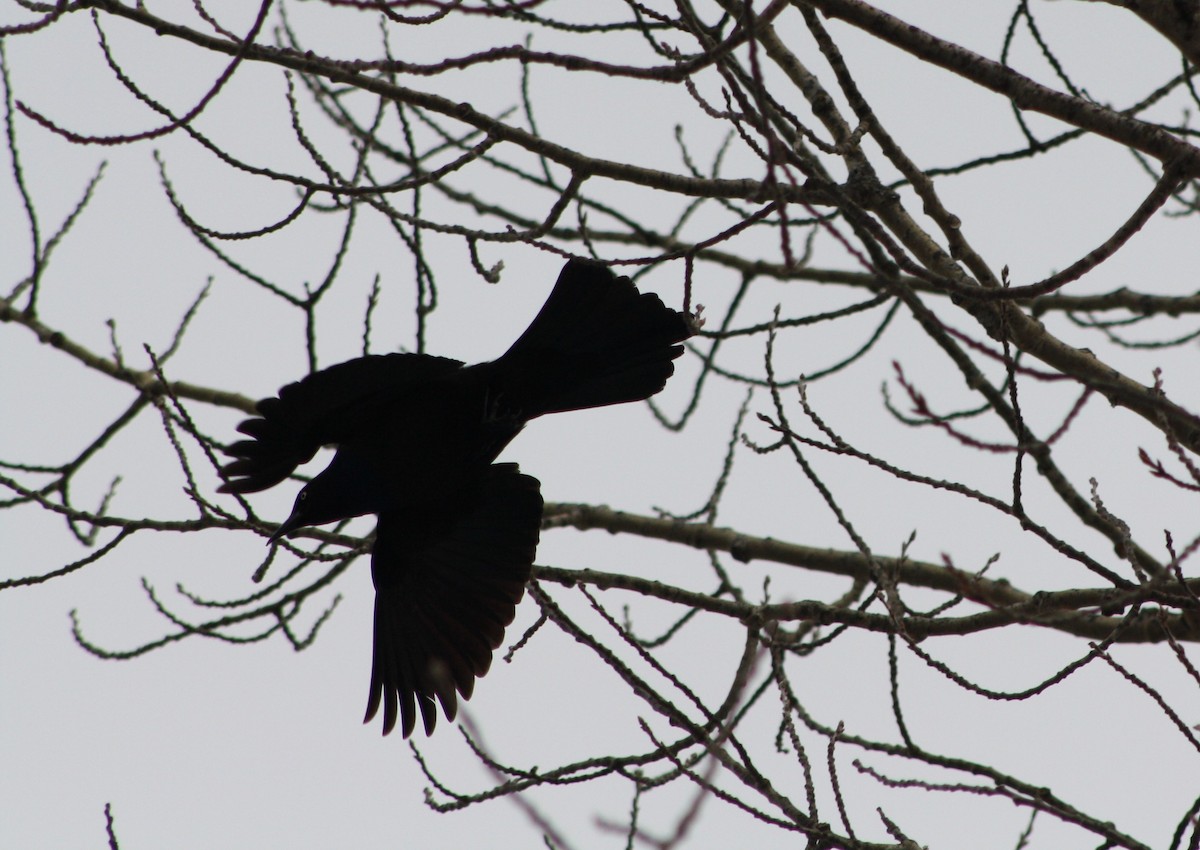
[219,259,693,737]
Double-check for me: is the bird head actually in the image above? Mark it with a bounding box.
[268,455,381,544]
[268,485,321,544]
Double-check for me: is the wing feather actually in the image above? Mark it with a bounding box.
[218,353,462,494]
[365,464,542,737]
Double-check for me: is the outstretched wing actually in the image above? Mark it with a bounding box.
[219,353,463,494]
[365,463,542,737]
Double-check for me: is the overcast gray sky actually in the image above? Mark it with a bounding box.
[3,2,1198,848]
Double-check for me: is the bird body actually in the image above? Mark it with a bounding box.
[220,259,692,736]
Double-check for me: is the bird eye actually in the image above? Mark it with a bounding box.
[299,491,308,501]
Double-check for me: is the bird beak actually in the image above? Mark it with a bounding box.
[268,511,306,545]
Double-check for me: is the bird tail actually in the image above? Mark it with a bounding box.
[493,259,693,417]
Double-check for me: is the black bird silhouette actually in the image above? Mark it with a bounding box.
[219,259,693,737]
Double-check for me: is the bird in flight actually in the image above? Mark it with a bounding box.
[219,258,693,737]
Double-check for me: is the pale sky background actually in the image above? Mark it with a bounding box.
[2,2,1198,848]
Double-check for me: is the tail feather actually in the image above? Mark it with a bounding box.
[495,259,692,417]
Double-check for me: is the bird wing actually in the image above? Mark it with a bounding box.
[364,463,542,737]
[490,258,693,417]
[218,353,463,494]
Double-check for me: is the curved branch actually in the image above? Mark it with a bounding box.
[803,0,1200,175]
[541,502,1200,642]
